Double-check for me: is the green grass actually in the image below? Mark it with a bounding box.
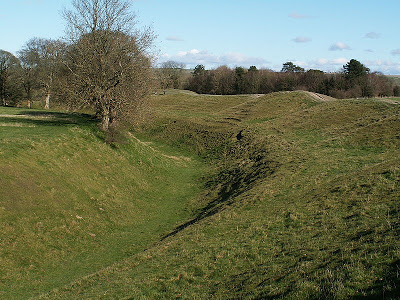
[2,91,400,299]
[0,107,206,299]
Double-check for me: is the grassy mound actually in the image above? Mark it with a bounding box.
[3,91,400,299]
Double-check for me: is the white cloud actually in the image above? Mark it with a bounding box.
[329,42,351,51]
[332,58,349,65]
[294,58,349,72]
[293,60,307,67]
[365,59,400,74]
[313,57,348,66]
[364,32,380,39]
[316,58,329,65]
[158,49,269,68]
[292,36,311,43]
[289,12,311,19]
[166,36,184,42]
[391,49,400,55]
[306,58,400,74]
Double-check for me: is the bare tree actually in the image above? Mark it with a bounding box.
[212,66,235,95]
[158,60,185,90]
[38,39,66,109]
[62,0,154,133]
[18,42,41,109]
[18,38,66,109]
[0,50,21,106]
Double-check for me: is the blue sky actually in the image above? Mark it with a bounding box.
[1,0,400,73]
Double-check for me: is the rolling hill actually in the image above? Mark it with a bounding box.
[1,91,400,299]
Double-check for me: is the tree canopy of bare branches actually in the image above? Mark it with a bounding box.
[62,0,154,132]
[0,50,21,106]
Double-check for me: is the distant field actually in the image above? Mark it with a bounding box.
[1,91,400,299]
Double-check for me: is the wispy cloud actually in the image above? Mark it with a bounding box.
[294,57,349,72]
[391,49,400,55]
[159,49,269,68]
[364,32,381,39]
[166,36,184,42]
[289,12,312,19]
[329,42,351,51]
[365,49,374,53]
[304,58,400,74]
[315,57,348,66]
[292,36,311,43]
[364,59,400,74]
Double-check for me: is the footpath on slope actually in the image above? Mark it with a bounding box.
[300,91,336,102]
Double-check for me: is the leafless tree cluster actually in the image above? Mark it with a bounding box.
[156,61,187,91]
[17,38,66,109]
[1,0,155,135]
[1,39,63,108]
[61,0,154,132]
[0,50,21,106]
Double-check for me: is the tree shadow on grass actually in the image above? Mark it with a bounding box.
[351,259,400,300]
[0,110,97,128]
[19,110,97,126]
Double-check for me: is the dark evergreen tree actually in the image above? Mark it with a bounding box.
[234,67,246,94]
[343,59,370,80]
[393,85,400,97]
[281,61,304,73]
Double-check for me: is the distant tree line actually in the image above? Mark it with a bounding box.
[177,59,399,98]
[2,37,399,124]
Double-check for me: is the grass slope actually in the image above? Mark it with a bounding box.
[3,90,400,299]
[0,107,205,299]
[36,91,400,299]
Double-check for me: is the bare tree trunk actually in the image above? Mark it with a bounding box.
[44,93,50,109]
[101,113,110,132]
[28,99,32,109]
[2,96,6,106]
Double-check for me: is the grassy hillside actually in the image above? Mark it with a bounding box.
[0,107,206,299]
[2,91,400,299]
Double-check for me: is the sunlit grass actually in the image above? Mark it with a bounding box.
[2,90,400,299]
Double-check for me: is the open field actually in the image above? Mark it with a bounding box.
[1,91,400,299]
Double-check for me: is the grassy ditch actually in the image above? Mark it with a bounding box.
[0,107,206,299]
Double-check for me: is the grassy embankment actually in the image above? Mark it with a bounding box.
[2,90,400,299]
[0,106,205,299]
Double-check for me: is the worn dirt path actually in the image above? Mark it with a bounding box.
[301,91,336,102]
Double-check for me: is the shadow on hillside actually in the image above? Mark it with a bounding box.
[0,110,96,127]
[161,147,279,241]
[351,259,400,300]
